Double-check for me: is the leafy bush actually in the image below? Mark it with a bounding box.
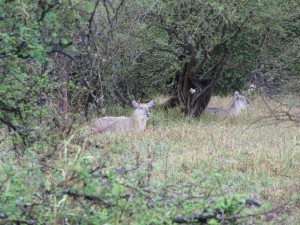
[0,139,262,224]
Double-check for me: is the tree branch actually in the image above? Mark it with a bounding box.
[48,49,105,113]
[88,0,101,36]
[64,190,113,208]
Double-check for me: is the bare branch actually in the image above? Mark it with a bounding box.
[48,49,105,113]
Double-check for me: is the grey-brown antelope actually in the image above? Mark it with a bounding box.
[206,91,250,117]
[92,100,155,135]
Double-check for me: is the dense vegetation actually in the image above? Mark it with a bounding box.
[0,0,299,224]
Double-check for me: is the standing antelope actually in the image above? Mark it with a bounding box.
[92,100,155,135]
[206,91,250,117]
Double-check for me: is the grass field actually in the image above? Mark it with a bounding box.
[86,94,300,224]
[1,94,299,224]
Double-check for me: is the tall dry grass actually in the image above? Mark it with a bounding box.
[88,94,300,223]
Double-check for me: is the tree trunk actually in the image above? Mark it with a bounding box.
[177,62,191,111]
[187,78,215,117]
[177,65,216,117]
[176,45,228,117]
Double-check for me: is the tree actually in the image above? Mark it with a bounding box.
[134,0,298,117]
[140,1,255,116]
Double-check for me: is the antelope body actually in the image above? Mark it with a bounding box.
[92,100,155,135]
[206,91,250,117]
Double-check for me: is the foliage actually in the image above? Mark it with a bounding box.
[0,144,260,224]
[133,0,300,96]
[218,0,300,94]
[0,0,60,151]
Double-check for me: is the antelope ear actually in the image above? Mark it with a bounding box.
[148,100,155,109]
[131,100,140,108]
[234,91,240,96]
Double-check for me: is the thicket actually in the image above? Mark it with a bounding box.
[0,0,299,224]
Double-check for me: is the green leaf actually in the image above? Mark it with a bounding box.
[61,38,68,45]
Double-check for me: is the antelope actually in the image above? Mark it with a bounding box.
[92,100,155,135]
[206,91,250,117]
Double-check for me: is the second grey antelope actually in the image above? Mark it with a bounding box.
[206,91,251,117]
[92,100,155,135]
